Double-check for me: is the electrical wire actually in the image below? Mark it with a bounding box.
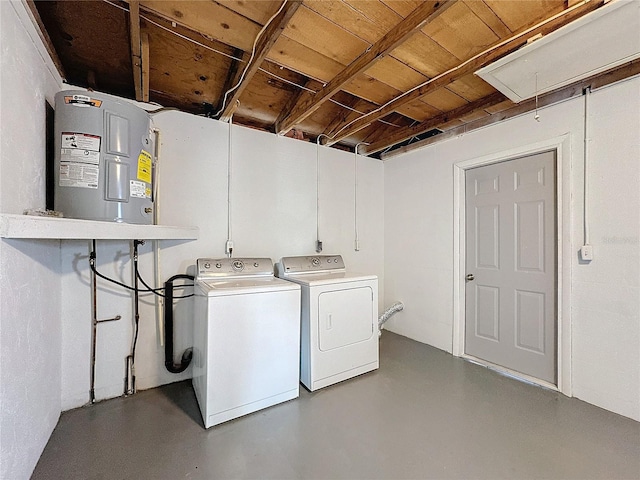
[89,255,193,298]
[215,0,288,117]
[583,86,591,246]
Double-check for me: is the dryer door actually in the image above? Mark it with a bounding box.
[318,287,374,351]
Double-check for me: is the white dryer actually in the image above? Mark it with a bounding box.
[192,257,301,428]
[276,255,378,391]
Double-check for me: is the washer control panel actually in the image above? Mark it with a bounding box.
[279,255,345,274]
[196,258,273,279]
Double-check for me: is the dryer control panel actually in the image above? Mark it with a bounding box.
[278,255,345,275]
[196,258,274,279]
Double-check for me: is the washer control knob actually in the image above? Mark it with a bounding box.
[311,257,320,267]
[254,262,259,267]
[215,263,222,268]
[334,259,338,263]
[232,260,245,271]
[204,262,211,269]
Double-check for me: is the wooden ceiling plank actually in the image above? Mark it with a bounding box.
[128,1,143,101]
[282,5,369,65]
[484,0,565,33]
[276,0,457,134]
[267,35,344,83]
[327,0,606,145]
[221,1,285,25]
[380,0,424,18]
[420,2,500,61]
[463,0,512,37]
[140,1,260,51]
[304,0,397,45]
[218,1,302,122]
[362,91,506,154]
[382,59,640,158]
[364,56,428,92]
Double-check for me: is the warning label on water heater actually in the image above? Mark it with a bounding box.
[59,132,102,189]
[137,150,152,184]
[130,180,147,198]
[59,163,99,189]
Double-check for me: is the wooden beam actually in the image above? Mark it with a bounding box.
[275,77,311,132]
[128,1,143,101]
[323,97,374,139]
[328,0,606,146]
[275,0,457,135]
[218,1,302,122]
[381,59,640,159]
[141,32,150,102]
[362,92,507,155]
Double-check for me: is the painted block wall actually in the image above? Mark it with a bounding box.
[384,77,640,421]
[59,111,385,409]
[0,2,64,479]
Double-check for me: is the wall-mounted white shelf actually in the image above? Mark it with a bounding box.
[0,213,199,240]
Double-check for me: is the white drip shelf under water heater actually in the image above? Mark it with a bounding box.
[0,213,199,240]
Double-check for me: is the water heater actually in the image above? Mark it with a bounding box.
[54,90,154,224]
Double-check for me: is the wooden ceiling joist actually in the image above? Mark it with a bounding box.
[141,32,150,102]
[382,59,640,159]
[128,1,145,101]
[218,48,249,112]
[217,1,302,122]
[326,0,606,146]
[362,91,508,155]
[275,0,457,135]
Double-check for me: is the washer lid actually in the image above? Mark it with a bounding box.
[197,276,300,296]
[278,271,377,287]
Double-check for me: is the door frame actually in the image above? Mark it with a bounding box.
[452,135,572,397]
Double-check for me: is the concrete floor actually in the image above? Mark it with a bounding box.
[33,332,640,479]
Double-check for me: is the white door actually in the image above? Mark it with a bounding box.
[465,151,556,383]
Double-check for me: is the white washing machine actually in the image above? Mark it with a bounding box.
[276,255,378,391]
[192,257,301,428]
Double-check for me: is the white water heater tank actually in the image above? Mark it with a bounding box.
[54,90,154,224]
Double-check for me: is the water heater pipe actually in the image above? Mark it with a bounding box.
[151,127,165,346]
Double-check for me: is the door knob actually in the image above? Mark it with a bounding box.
[465,274,475,281]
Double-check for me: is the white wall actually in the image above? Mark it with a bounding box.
[59,112,385,409]
[0,2,64,479]
[384,77,640,421]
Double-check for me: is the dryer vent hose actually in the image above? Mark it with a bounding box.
[378,301,404,330]
[164,274,195,374]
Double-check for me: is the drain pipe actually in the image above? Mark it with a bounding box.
[164,274,195,373]
[378,301,404,336]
